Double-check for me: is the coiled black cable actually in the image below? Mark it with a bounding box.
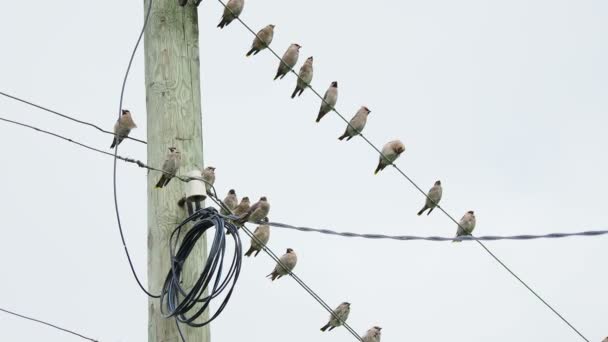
[161,207,242,328]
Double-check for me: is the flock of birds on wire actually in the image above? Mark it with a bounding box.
[107,0,482,340]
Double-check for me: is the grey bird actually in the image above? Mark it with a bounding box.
[246,24,275,57]
[221,189,238,215]
[217,0,244,28]
[453,210,476,242]
[338,106,371,141]
[233,197,251,218]
[201,166,216,194]
[362,326,382,342]
[374,140,405,175]
[244,224,270,257]
[155,147,182,188]
[110,109,137,149]
[291,56,313,98]
[316,81,338,122]
[417,180,443,216]
[267,248,297,281]
[274,44,301,80]
[236,196,270,224]
[320,302,351,332]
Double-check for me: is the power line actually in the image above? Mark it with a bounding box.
[0,307,98,342]
[215,1,590,340]
[112,0,158,299]
[0,91,146,145]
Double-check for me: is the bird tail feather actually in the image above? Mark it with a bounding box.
[417,206,427,216]
[244,247,255,257]
[320,323,331,332]
[246,48,256,57]
[291,87,299,99]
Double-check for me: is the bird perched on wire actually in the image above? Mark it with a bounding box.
[110,109,137,149]
[267,248,297,281]
[155,147,182,188]
[316,81,338,122]
[221,189,238,216]
[236,196,270,224]
[274,43,301,80]
[244,224,270,257]
[246,24,275,57]
[417,180,443,216]
[374,140,405,175]
[320,302,351,332]
[201,166,216,194]
[217,0,244,28]
[453,210,476,242]
[338,106,371,141]
[291,56,314,98]
[233,197,251,217]
[362,326,382,342]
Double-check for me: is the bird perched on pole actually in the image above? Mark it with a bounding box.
[338,106,371,141]
[274,44,301,80]
[246,24,275,57]
[110,109,137,149]
[320,302,351,332]
[217,0,244,29]
[221,189,238,216]
[374,140,405,175]
[236,196,270,224]
[453,210,476,242]
[362,326,382,342]
[155,147,181,188]
[417,180,443,216]
[291,56,314,98]
[201,166,216,194]
[267,248,297,281]
[244,224,270,257]
[316,81,338,122]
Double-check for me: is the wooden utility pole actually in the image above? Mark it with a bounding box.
[144,0,210,341]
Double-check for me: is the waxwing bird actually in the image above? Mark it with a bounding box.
[267,248,297,281]
[221,189,238,215]
[374,140,405,174]
[246,25,275,57]
[274,44,301,80]
[362,326,382,342]
[320,302,351,332]
[236,196,270,224]
[217,0,244,28]
[453,210,476,242]
[201,166,216,194]
[244,224,270,257]
[316,81,338,122]
[338,106,371,141]
[291,56,313,98]
[155,147,182,188]
[233,197,251,217]
[110,109,137,149]
[417,180,443,216]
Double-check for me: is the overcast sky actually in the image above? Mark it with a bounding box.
[0,0,607,341]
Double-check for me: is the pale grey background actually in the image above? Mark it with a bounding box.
[0,0,606,341]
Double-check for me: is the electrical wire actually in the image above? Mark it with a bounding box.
[215,1,591,339]
[0,307,98,342]
[0,91,146,145]
[112,0,157,299]
[161,208,242,327]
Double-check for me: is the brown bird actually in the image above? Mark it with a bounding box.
[374,140,405,174]
[244,224,270,257]
[221,189,238,216]
[338,106,371,141]
[217,0,244,28]
[233,197,251,217]
[316,81,338,122]
[246,24,275,57]
[417,180,443,216]
[155,147,182,188]
[110,109,137,149]
[362,326,382,342]
[320,302,351,332]
[236,196,270,224]
[267,248,297,281]
[453,210,476,243]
